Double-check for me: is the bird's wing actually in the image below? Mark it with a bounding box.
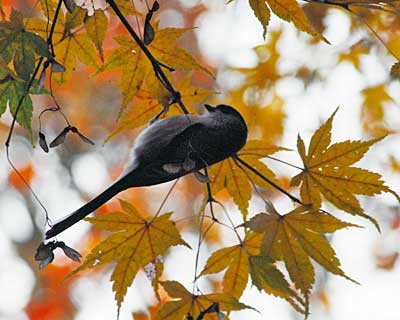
[123,114,199,174]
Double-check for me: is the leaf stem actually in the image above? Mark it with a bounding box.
[233,155,304,205]
[265,155,303,170]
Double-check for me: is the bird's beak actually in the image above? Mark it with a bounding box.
[204,104,216,112]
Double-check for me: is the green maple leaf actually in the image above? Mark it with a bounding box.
[25,6,97,84]
[0,9,49,80]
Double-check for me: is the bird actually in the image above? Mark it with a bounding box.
[45,104,248,239]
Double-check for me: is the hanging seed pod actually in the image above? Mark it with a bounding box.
[51,59,66,73]
[49,127,70,148]
[70,126,95,145]
[63,0,76,13]
[38,131,49,153]
[58,241,82,262]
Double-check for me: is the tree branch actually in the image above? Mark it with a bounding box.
[106,0,190,115]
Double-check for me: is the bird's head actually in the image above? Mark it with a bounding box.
[204,104,246,124]
[204,104,248,148]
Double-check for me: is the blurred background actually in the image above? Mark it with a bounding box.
[0,0,400,319]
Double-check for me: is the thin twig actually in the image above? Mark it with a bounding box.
[5,59,43,148]
[303,0,400,60]
[174,214,235,232]
[348,6,400,60]
[151,178,179,221]
[203,167,242,242]
[234,157,269,205]
[239,152,304,170]
[5,0,64,230]
[192,198,207,294]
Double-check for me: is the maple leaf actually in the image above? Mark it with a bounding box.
[25,6,97,84]
[224,88,286,144]
[71,200,189,315]
[0,9,49,80]
[84,9,108,61]
[389,155,400,174]
[107,0,142,16]
[244,203,358,297]
[99,26,211,114]
[0,69,46,140]
[248,255,305,313]
[234,31,282,88]
[208,140,285,218]
[249,0,271,38]
[104,73,214,142]
[99,35,149,114]
[339,40,370,71]
[199,233,304,312]
[248,0,327,42]
[155,280,252,320]
[150,27,211,75]
[291,108,399,227]
[361,84,394,136]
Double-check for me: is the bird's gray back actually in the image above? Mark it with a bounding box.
[124,114,199,173]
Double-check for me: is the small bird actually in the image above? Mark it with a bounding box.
[45,104,248,239]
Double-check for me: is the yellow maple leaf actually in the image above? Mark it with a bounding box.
[224,89,286,144]
[250,0,328,42]
[388,36,400,60]
[249,0,271,38]
[25,6,98,84]
[361,84,394,136]
[98,26,212,114]
[244,203,358,296]
[389,155,400,173]
[208,140,284,218]
[339,40,370,71]
[155,280,251,320]
[199,234,256,299]
[107,0,142,16]
[85,9,108,61]
[104,73,214,142]
[248,255,305,313]
[291,108,399,228]
[71,200,189,315]
[98,35,149,114]
[199,233,305,312]
[234,31,282,88]
[150,27,211,75]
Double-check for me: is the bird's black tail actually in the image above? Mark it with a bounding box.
[45,176,131,239]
